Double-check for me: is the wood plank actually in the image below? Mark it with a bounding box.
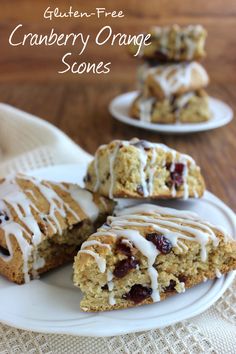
[0,82,235,210]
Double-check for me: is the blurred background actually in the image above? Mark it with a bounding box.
[1,0,236,83]
[0,0,236,209]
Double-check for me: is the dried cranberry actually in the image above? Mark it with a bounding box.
[115,239,132,257]
[113,256,138,278]
[83,173,91,183]
[170,172,184,187]
[166,163,185,188]
[178,275,187,283]
[153,51,168,61]
[164,280,176,292]
[0,211,9,224]
[174,163,184,174]
[146,233,172,254]
[122,284,152,303]
[137,184,144,196]
[101,284,108,291]
[0,245,10,256]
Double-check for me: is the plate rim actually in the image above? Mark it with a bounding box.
[0,164,235,337]
[109,91,234,134]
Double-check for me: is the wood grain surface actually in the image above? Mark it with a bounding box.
[0,82,235,210]
[0,0,236,82]
[0,2,235,211]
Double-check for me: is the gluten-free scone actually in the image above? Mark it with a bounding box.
[73,204,236,312]
[84,138,205,200]
[130,90,211,124]
[129,24,207,61]
[0,174,114,284]
[143,62,209,100]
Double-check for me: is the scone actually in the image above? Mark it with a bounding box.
[73,204,236,312]
[144,62,209,100]
[0,174,114,284]
[84,138,205,199]
[129,24,207,61]
[130,90,211,124]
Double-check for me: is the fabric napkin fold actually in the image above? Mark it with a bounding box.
[0,103,235,354]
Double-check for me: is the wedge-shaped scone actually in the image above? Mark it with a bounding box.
[144,62,209,100]
[84,138,205,200]
[0,174,114,284]
[130,90,211,124]
[129,24,207,61]
[74,204,236,312]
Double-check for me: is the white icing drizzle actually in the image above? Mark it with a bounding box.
[176,282,186,293]
[109,143,121,199]
[66,185,99,222]
[0,175,99,282]
[108,214,218,262]
[79,250,106,273]
[91,139,196,199]
[148,148,157,196]
[215,269,222,278]
[139,97,155,122]
[147,62,209,98]
[80,204,226,306]
[107,269,116,305]
[81,240,111,250]
[151,24,205,60]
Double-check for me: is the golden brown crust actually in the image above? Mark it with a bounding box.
[80,265,235,312]
[0,174,115,284]
[85,139,205,200]
[74,206,236,312]
[144,63,209,100]
[130,91,211,124]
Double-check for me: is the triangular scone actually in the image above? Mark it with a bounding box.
[84,138,205,200]
[73,204,236,312]
[0,174,114,284]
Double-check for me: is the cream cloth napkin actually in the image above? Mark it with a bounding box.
[0,103,235,354]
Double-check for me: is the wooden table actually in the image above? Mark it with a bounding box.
[0,81,235,210]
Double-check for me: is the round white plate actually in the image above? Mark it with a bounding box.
[109,91,234,134]
[0,164,235,337]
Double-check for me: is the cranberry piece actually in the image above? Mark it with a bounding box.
[83,173,91,183]
[137,184,144,196]
[101,284,108,291]
[164,280,176,292]
[174,163,184,174]
[115,239,132,257]
[0,245,10,256]
[166,162,185,188]
[122,284,152,303]
[113,256,138,278]
[170,172,184,187]
[153,51,168,61]
[0,211,9,224]
[146,233,172,254]
[178,275,187,283]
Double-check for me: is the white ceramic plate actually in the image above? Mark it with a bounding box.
[109,91,234,134]
[0,164,235,337]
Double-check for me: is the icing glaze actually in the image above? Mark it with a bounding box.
[139,97,155,122]
[147,62,209,98]
[79,203,226,306]
[0,174,103,282]
[91,139,196,199]
[150,24,205,60]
